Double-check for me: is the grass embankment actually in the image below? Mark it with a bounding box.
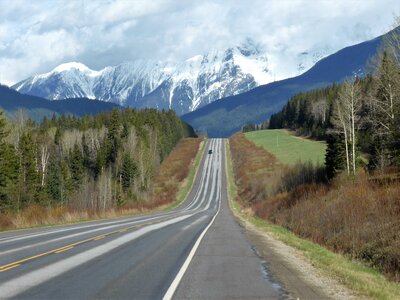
[0,138,204,231]
[155,138,205,211]
[226,134,400,300]
[245,129,326,165]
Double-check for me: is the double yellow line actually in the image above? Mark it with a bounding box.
[0,215,177,273]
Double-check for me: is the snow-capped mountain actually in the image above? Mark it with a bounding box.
[297,48,330,73]
[13,39,325,115]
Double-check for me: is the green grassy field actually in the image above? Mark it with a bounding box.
[245,129,327,166]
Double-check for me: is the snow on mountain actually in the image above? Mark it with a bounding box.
[12,39,325,115]
[296,46,331,73]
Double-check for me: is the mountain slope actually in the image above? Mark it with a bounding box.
[12,40,324,116]
[0,85,118,121]
[181,35,383,137]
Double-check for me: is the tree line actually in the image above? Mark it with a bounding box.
[0,108,195,213]
[267,31,400,178]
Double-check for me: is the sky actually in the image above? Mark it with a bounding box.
[1,0,400,86]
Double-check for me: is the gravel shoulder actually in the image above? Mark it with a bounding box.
[232,209,367,300]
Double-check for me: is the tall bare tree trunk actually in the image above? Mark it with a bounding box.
[336,103,350,175]
[40,145,50,186]
[344,126,350,175]
[351,85,356,175]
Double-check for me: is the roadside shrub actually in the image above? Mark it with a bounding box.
[277,161,328,194]
[229,133,280,206]
[229,132,400,281]
[151,137,203,207]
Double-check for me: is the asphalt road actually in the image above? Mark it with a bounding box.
[0,139,285,299]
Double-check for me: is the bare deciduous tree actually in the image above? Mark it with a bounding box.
[331,79,362,175]
[40,145,50,186]
[312,99,328,125]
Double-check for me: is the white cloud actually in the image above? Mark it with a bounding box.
[0,0,400,85]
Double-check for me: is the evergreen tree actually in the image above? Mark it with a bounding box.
[370,52,400,169]
[19,132,38,206]
[54,127,62,145]
[325,134,345,179]
[121,154,138,191]
[70,143,84,189]
[47,159,64,203]
[0,113,19,211]
[0,144,19,211]
[0,107,194,213]
[106,109,121,164]
[82,133,95,174]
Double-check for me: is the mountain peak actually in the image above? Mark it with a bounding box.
[52,62,93,73]
[12,39,328,115]
[237,38,262,56]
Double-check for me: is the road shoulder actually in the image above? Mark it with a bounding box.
[233,213,361,300]
[225,140,364,300]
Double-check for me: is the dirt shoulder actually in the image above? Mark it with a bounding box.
[224,138,368,299]
[233,210,364,300]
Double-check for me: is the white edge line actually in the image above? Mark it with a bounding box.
[163,198,221,300]
[163,140,222,300]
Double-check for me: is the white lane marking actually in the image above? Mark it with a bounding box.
[0,211,179,245]
[163,140,223,300]
[208,169,219,210]
[192,139,218,211]
[203,139,220,211]
[199,138,219,211]
[0,214,171,256]
[181,215,209,231]
[185,140,215,211]
[0,214,194,298]
[182,140,211,210]
[184,157,210,210]
[187,140,214,210]
[202,162,218,211]
[207,139,222,210]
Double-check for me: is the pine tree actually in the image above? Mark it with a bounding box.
[121,154,138,191]
[106,109,121,164]
[370,52,400,169]
[0,146,19,212]
[54,127,62,145]
[325,134,345,179]
[47,159,64,203]
[70,143,84,189]
[19,132,38,206]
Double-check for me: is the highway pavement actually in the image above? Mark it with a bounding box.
[0,139,285,299]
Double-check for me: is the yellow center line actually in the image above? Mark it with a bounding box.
[54,246,74,254]
[0,264,20,273]
[0,215,179,272]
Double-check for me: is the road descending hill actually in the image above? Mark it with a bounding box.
[0,139,291,299]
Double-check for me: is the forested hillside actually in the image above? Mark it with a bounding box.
[0,108,195,216]
[0,84,119,122]
[268,49,400,177]
[182,28,384,137]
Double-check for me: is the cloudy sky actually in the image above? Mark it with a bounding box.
[1,0,400,85]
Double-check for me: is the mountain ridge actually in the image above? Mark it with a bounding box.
[181,34,383,137]
[0,84,119,122]
[12,40,326,116]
